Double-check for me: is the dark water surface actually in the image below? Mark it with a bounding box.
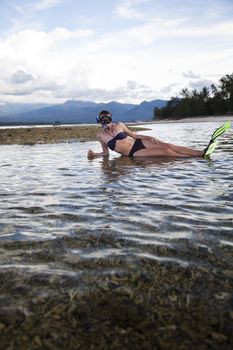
[0,121,233,349]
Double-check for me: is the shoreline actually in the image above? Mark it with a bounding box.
[132,114,233,125]
[0,115,232,145]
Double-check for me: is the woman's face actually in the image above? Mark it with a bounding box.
[99,115,112,129]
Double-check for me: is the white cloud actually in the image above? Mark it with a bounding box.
[188,79,214,91]
[214,21,233,36]
[16,0,63,14]
[32,0,63,11]
[0,27,94,63]
[0,26,95,103]
[127,80,138,90]
[182,71,201,79]
[52,79,155,103]
[159,83,178,96]
[88,17,233,53]
[115,0,150,19]
[125,19,233,47]
[1,73,62,96]
[8,70,35,84]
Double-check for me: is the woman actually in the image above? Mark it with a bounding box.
[87,110,227,159]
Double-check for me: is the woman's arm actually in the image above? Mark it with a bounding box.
[87,136,109,159]
[121,123,160,144]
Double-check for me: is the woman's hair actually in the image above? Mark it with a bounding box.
[99,110,112,117]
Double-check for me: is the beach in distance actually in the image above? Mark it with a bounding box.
[0,115,232,145]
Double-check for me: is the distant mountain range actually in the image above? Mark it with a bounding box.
[0,99,167,125]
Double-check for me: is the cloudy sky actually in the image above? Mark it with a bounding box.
[0,0,233,105]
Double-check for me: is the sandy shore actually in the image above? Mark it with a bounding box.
[0,125,100,145]
[0,115,232,145]
[0,124,150,145]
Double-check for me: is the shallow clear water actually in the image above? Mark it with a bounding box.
[0,121,233,349]
[1,122,232,246]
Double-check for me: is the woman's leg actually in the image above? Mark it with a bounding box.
[132,146,199,158]
[164,142,203,157]
[142,140,204,157]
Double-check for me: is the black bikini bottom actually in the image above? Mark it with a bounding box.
[129,139,146,157]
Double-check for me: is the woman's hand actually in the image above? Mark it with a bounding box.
[149,136,159,144]
[87,149,109,158]
[87,149,95,159]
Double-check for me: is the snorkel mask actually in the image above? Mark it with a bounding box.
[96,111,112,129]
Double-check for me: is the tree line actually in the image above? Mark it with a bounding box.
[154,73,233,120]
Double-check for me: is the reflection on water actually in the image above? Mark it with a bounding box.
[0,121,233,349]
[98,155,180,183]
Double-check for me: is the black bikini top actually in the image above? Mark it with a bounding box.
[107,132,127,150]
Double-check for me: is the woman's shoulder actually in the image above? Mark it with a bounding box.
[114,121,124,128]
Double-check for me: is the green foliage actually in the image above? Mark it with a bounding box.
[154,73,233,120]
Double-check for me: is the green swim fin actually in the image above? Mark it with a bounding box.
[203,120,231,158]
[211,120,231,141]
[203,140,218,158]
